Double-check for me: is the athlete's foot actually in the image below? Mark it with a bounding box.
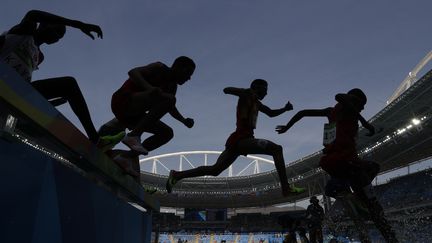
[166,170,178,193]
[144,187,157,195]
[282,184,306,196]
[113,154,140,177]
[290,184,306,193]
[97,131,126,152]
[122,134,148,155]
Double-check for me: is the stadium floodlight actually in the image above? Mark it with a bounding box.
[412,118,421,125]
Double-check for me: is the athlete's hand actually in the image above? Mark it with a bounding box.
[276,125,288,134]
[79,22,103,39]
[183,118,194,128]
[284,101,293,111]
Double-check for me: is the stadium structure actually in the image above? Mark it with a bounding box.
[1,51,432,243]
[141,52,432,242]
[136,52,432,208]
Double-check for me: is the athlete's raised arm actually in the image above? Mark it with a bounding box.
[276,108,332,134]
[259,101,293,117]
[9,10,102,39]
[223,87,247,97]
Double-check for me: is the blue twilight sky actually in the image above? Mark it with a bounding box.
[2,1,432,173]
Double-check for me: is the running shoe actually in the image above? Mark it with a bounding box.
[122,134,148,155]
[144,187,158,195]
[165,170,177,193]
[97,131,126,152]
[282,183,305,196]
[289,184,306,194]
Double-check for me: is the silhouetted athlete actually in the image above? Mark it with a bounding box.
[306,196,324,243]
[0,10,123,149]
[166,79,306,196]
[108,56,196,175]
[276,88,399,243]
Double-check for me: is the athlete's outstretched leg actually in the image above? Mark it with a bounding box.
[32,77,99,143]
[166,149,239,193]
[98,118,125,137]
[114,120,175,159]
[99,118,174,152]
[127,92,175,136]
[354,187,399,243]
[269,143,291,195]
[141,121,174,152]
[340,194,371,243]
[120,91,175,154]
[236,138,305,196]
[325,178,371,242]
[175,149,238,180]
[348,160,398,242]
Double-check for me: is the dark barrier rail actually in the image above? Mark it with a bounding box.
[0,62,158,243]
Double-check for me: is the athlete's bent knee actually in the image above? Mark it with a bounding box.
[209,166,224,176]
[269,143,283,154]
[61,76,81,96]
[161,126,174,141]
[62,76,78,87]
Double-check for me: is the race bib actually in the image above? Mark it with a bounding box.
[323,123,336,145]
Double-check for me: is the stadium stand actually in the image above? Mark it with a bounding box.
[151,169,432,242]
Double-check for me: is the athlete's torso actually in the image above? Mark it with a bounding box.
[0,33,43,82]
[325,103,359,153]
[119,62,177,95]
[235,90,260,131]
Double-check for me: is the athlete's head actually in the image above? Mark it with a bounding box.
[36,23,66,45]
[172,56,196,85]
[250,79,268,100]
[347,88,367,111]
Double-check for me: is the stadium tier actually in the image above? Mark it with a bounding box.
[152,169,432,242]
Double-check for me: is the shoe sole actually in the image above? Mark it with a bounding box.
[121,140,148,155]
